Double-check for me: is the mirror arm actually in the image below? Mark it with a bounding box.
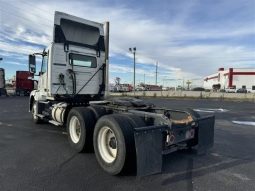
[33,51,47,56]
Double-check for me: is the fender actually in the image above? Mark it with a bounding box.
[29,90,37,112]
[29,90,47,111]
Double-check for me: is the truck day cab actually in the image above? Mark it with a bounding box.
[28,11,215,176]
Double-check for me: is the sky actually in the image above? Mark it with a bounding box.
[0,0,255,87]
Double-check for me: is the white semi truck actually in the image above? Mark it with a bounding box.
[28,11,215,176]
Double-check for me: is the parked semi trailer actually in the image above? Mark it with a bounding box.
[15,71,34,96]
[0,68,7,96]
[28,11,215,176]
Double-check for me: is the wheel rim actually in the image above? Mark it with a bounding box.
[32,103,38,120]
[97,126,117,163]
[69,116,81,144]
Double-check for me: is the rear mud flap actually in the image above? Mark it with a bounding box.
[134,125,167,176]
[133,116,215,176]
[196,115,215,154]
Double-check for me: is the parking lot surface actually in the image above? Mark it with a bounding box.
[0,97,255,191]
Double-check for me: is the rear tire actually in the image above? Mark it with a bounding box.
[67,107,96,152]
[93,114,144,175]
[87,105,109,120]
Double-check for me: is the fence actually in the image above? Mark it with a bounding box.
[110,90,255,102]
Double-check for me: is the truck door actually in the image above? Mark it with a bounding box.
[38,52,48,92]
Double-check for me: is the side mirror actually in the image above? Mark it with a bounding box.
[29,55,36,73]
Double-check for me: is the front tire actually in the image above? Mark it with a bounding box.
[31,101,42,124]
[67,107,96,152]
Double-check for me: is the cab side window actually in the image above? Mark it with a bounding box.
[69,54,97,68]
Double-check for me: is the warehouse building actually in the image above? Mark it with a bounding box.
[204,68,255,92]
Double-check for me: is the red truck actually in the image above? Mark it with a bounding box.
[15,71,34,96]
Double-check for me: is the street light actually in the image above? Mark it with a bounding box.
[129,47,136,92]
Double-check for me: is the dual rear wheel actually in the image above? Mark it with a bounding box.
[66,107,145,175]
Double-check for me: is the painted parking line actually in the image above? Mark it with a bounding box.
[194,108,229,113]
[232,173,251,181]
[211,152,222,157]
[0,122,13,127]
[232,121,255,126]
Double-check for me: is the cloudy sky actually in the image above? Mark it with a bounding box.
[0,0,254,87]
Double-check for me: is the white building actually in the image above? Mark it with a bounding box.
[204,68,255,91]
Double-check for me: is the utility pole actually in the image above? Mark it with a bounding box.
[129,47,136,92]
[155,61,158,85]
[144,73,145,84]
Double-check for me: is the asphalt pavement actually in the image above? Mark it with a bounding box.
[0,97,255,191]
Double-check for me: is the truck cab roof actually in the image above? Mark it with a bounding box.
[53,11,105,52]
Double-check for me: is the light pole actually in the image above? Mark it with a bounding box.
[129,47,136,92]
[155,61,158,85]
